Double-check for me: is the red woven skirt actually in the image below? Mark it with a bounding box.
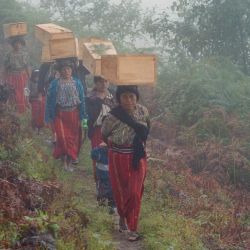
[30,97,45,129]
[5,71,28,113]
[108,148,147,231]
[90,126,103,148]
[53,108,82,161]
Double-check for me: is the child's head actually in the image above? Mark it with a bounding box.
[30,69,39,82]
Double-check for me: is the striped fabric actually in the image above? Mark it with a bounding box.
[5,71,28,113]
[53,108,82,161]
[110,144,134,154]
[108,149,147,231]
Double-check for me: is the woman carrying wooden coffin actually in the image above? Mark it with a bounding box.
[101,85,150,241]
[45,60,87,171]
[4,36,30,113]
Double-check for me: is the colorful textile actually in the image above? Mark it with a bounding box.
[45,78,87,123]
[53,108,82,161]
[101,104,150,145]
[4,50,29,72]
[56,79,81,108]
[5,71,28,113]
[86,89,115,139]
[110,105,149,169]
[108,149,147,231]
[30,96,45,129]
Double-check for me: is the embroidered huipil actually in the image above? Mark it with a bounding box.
[56,79,81,108]
[101,104,150,145]
[4,50,29,72]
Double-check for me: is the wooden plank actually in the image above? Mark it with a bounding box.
[35,23,74,44]
[101,54,157,86]
[49,37,79,60]
[81,40,117,75]
[3,22,27,38]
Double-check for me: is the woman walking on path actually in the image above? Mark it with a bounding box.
[101,85,150,241]
[86,76,115,180]
[45,60,87,171]
[4,36,30,113]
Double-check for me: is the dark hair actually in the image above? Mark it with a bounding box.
[116,85,139,103]
[94,76,105,84]
[55,59,74,72]
[30,69,40,82]
[9,36,26,47]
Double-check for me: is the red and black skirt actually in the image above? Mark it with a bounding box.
[53,108,82,161]
[108,144,147,231]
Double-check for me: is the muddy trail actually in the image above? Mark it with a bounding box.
[72,165,145,250]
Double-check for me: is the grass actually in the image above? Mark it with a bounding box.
[1,112,115,250]
[1,111,209,250]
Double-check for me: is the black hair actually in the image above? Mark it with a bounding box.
[55,59,74,72]
[9,36,26,47]
[115,85,139,103]
[94,76,105,84]
[30,69,40,82]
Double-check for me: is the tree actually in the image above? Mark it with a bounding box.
[0,0,50,41]
[145,0,250,74]
[39,0,143,45]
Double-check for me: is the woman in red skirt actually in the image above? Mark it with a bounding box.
[4,36,30,113]
[102,85,150,241]
[45,60,87,171]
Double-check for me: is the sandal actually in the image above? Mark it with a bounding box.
[128,231,141,241]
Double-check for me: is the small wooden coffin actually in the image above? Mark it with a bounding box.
[101,54,157,86]
[3,22,28,38]
[35,23,74,44]
[81,39,117,75]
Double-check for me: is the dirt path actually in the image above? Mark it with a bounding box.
[112,231,144,250]
[45,137,145,249]
[111,213,144,250]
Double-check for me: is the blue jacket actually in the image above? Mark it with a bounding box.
[45,78,87,123]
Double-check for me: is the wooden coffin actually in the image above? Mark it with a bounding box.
[49,37,79,60]
[78,37,107,60]
[3,22,28,38]
[101,54,157,86]
[41,45,53,62]
[81,39,117,75]
[35,23,74,44]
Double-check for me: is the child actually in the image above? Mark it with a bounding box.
[91,143,115,213]
[29,69,45,134]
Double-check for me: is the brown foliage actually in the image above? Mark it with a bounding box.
[0,162,60,223]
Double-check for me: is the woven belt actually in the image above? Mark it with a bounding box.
[110,144,134,154]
